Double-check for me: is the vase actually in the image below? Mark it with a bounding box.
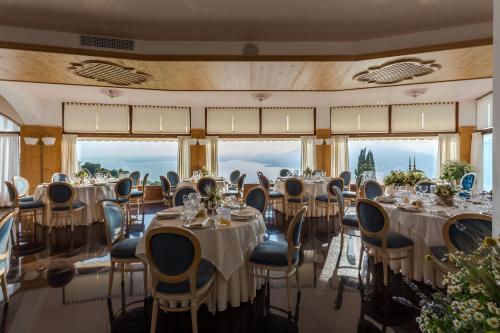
[436,196,454,206]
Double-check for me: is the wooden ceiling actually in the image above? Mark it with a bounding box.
[0,43,492,91]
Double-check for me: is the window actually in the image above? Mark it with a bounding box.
[348,137,439,182]
[76,139,178,185]
[482,133,492,192]
[218,139,301,183]
[0,114,20,132]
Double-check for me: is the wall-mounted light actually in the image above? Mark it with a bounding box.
[23,137,39,145]
[314,138,325,145]
[189,138,198,146]
[197,139,207,145]
[41,137,56,146]
[325,138,334,145]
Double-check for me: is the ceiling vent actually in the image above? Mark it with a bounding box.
[80,34,134,51]
[67,60,152,86]
[353,58,441,85]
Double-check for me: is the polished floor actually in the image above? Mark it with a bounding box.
[0,203,426,333]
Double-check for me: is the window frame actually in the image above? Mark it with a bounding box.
[0,112,21,134]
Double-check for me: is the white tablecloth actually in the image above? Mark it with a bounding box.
[135,206,266,311]
[274,179,328,217]
[33,183,115,227]
[379,203,484,285]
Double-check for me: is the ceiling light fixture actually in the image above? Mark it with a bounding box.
[404,88,428,98]
[101,88,124,99]
[251,92,271,102]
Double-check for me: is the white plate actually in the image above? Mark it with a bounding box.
[397,204,423,212]
[231,210,254,220]
[156,211,181,219]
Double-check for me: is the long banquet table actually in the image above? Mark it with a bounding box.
[135,206,266,311]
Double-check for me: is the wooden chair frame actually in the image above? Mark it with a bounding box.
[172,186,199,207]
[111,178,133,230]
[159,176,172,207]
[283,178,308,220]
[12,176,30,198]
[362,180,383,200]
[196,177,217,197]
[129,173,149,224]
[315,178,344,234]
[258,173,284,226]
[244,186,269,216]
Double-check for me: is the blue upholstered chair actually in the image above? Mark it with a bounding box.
[284,178,309,219]
[343,174,363,199]
[339,171,351,190]
[159,176,172,207]
[249,206,308,317]
[228,170,241,190]
[315,178,344,239]
[0,210,15,302]
[146,226,216,333]
[279,169,291,177]
[415,180,437,193]
[5,181,45,247]
[363,180,383,200]
[130,173,149,223]
[173,186,198,207]
[258,173,284,225]
[12,176,33,202]
[51,173,70,183]
[356,199,413,286]
[102,178,133,230]
[245,186,268,215]
[47,182,86,234]
[196,177,217,197]
[223,174,246,198]
[129,170,141,189]
[167,171,180,189]
[459,172,476,198]
[102,201,147,299]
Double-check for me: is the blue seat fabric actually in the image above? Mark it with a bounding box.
[156,259,216,294]
[362,231,413,249]
[249,240,298,267]
[111,237,140,259]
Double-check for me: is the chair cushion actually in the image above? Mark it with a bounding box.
[19,200,45,210]
[362,231,413,249]
[102,197,129,204]
[430,246,448,262]
[269,191,284,198]
[52,200,86,211]
[249,240,298,267]
[315,194,336,203]
[156,259,216,294]
[287,196,310,203]
[130,190,143,197]
[342,191,357,199]
[110,237,140,259]
[19,196,34,202]
[342,214,358,228]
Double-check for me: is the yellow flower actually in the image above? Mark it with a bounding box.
[425,255,432,262]
[483,237,498,247]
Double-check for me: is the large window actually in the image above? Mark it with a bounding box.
[76,139,178,185]
[482,133,492,192]
[348,137,439,182]
[218,139,301,183]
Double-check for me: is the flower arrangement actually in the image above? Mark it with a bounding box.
[200,166,209,177]
[75,170,88,179]
[411,237,500,332]
[205,185,222,214]
[434,184,459,206]
[441,160,475,182]
[303,167,313,177]
[383,170,428,187]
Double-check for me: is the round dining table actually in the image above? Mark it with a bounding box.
[135,205,266,312]
[274,177,331,217]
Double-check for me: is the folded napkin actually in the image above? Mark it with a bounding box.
[188,217,210,228]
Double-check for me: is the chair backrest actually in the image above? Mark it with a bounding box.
[356,199,389,241]
[51,173,69,183]
[443,213,492,254]
[355,174,365,191]
[159,176,171,197]
[284,178,304,197]
[229,170,241,185]
[327,178,344,197]
[363,180,383,200]
[339,171,351,189]
[414,180,436,193]
[237,174,247,192]
[197,177,217,196]
[460,172,476,191]
[331,186,345,219]
[0,210,15,258]
[129,171,141,187]
[12,176,29,197]
[4,181,18,207]
[245,186,268,215]
[101,201,125,250]
[47,182,75,207]
[286,206,308,266]
[146,226,202,293]
[114,178,133,198]
[258,173,271,190]
[167,171,180,187]
[141,173,149,196]
[173,186,197,206]
[280,169,291,177]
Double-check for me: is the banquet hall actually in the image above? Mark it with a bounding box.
[0,1,498,332]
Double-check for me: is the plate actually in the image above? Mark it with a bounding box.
[231,210,254,220]
[397,204,423,212]
[376,196,395,204]
[156,211,181,219]
[182,217,210,229]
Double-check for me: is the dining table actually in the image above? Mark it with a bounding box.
[135,205,266,312]
[177,177,228,193]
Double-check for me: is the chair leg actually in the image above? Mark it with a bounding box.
[108,262,115,297]
[295,267,300,291]
[335,230,345,271]
[383,256,388,287]
[286,274,292,315]
[358,244,364,271]
[1,275,8,303]
[190,302,198,333]
[143,264,148,296]
[150,298,159,333]
[211,285,217,315]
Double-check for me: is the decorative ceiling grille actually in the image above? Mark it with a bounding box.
[67,60,152,86]
[353,58,441,85]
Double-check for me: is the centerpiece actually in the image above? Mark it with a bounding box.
[200,166,209,177]
[434,184,459,206]
[383,169,428,194]
[75,170,89,184]
[440,160,475,185]
[205,185,222,215]
[303,167,313,179]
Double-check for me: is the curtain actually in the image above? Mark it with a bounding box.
[437,133,460,176]
[61,134,79,177]
[0,134,19,206]
[301,136,316,173]
[205,136,218,177]
[470,132,483,192]
[177,136,191,179]
[329,135,349,177]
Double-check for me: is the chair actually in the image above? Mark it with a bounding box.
[315,178,344,239]
[130,173,149,223]
[258,173,284,224]
[363,180,383,200]
[173,186,198,207]
[223,174,246,198]
[167,171,180,190]
[102,178,133,230]
[0,210,15,302]
[414,180,436,193]
[12,176,33,202]
[339,171,351,190]
[228,170,241,190]
[129,171,141,188]
[343,174,363,200]
[5,181,45,247]
[459,172,476,198]
[159,176,172,206]
[249,206,307,317]
[279,169,291,177]
[196,177,217,197]
[147,226,216,333]
[51,173,70,183]
[284,178,309,220]
[245,186,268,215]
[356,199,413,286]
[102,202,147,299]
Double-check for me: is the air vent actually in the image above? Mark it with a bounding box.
[80,35,134,51]
[353,58,441,85]
[67,60,152,86]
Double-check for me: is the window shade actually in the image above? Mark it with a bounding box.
[206,108,260,134]
[331,106,389,133]
[64,103,129,133]
[391,103,456,133]
[476,93,493,130]
[132,106,190,134]
[261,107,314,134]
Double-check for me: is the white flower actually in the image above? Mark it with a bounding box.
[453,319,461,329]
[474,312,485,321]
[487,317,499,329]
[461,313,471,321]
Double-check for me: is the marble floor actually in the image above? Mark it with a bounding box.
[0,203,427,333]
